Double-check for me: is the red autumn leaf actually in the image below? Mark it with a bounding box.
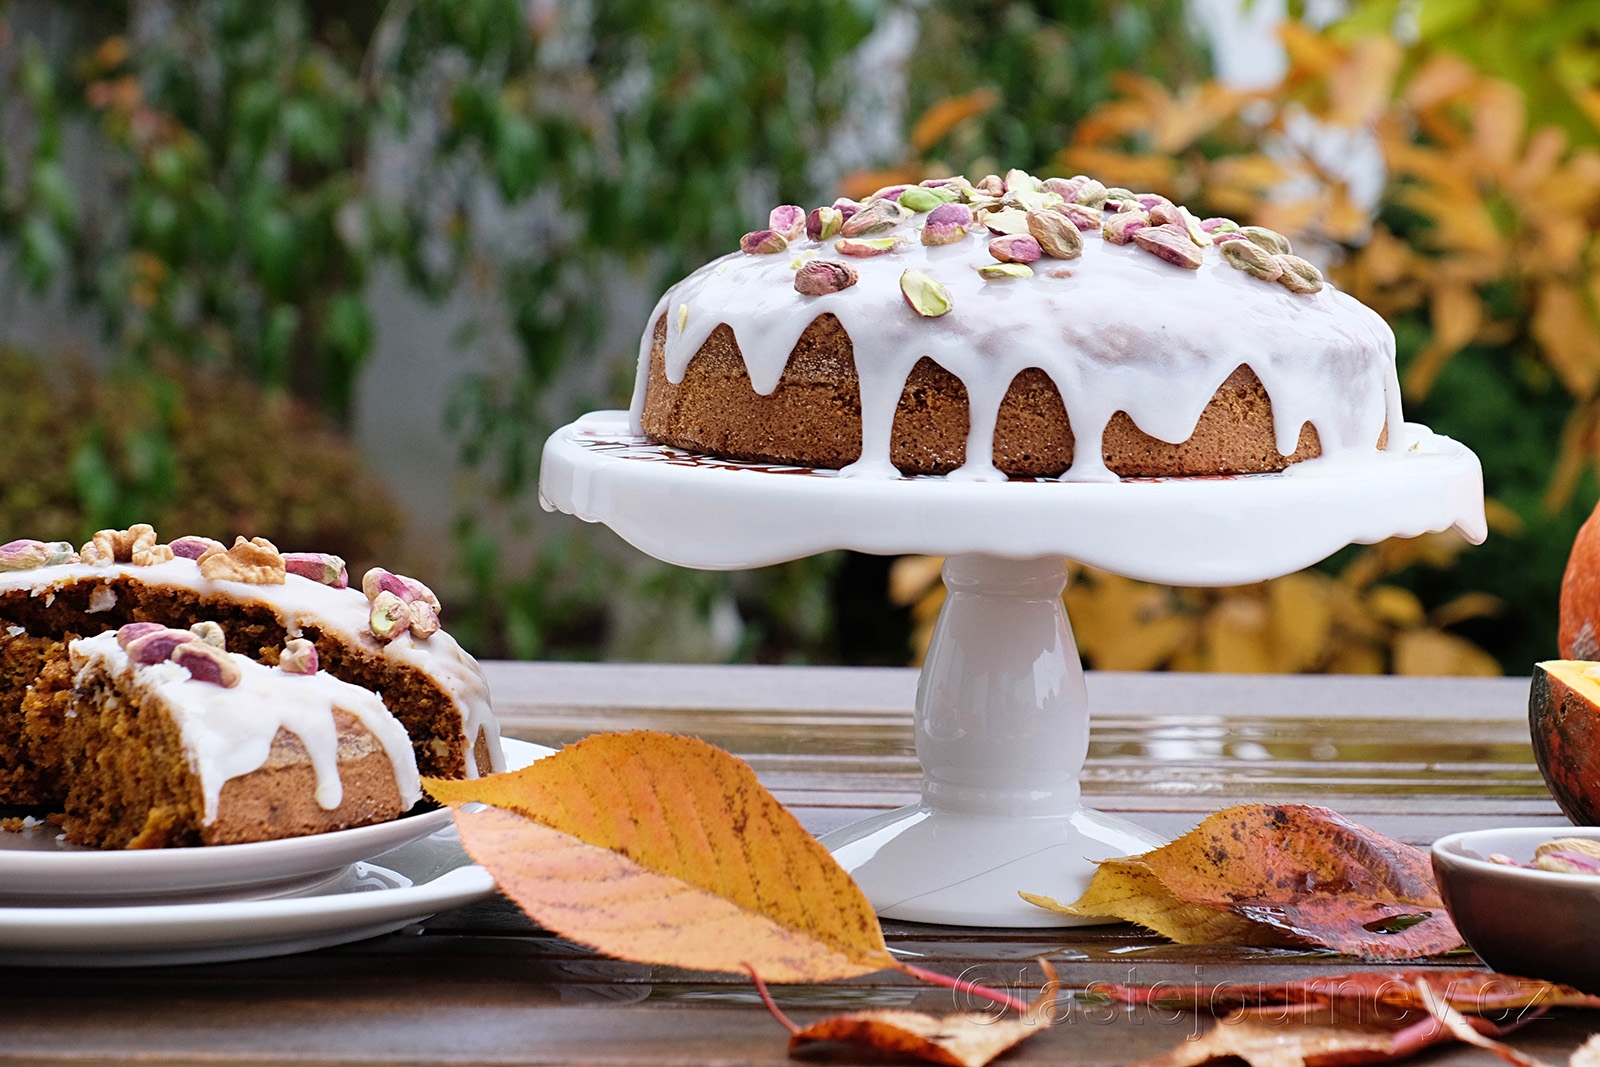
[1024,804,1463,958]
[775,961,1059,1067]
[1103,968,1600,1015]
[1131,1000,1538,1067]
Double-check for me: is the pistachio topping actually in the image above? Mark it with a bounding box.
[980,208,1030,236]
[835,236,901,257]
[977,262,1034,280]
[1027,209,1083,259]
[768,205,806,242]
[1220,238,1285,281]
[921,202,973,246]
[1241,225,1292,256]
[739,229,788,255]
[1072,178,1109,207]
[1132,223,1205,269]
[1275,254,1325,294]
[896,186,944,213]
[1102,211,1150,245]
[793,259,859,295]
[839,199,905,238]
[989,234,1042,264]
[899,270,953,317]
[806,206,844,241]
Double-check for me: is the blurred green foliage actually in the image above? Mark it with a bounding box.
[0,0,1208,662]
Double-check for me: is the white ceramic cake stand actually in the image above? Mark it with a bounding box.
[538,411,1486,928]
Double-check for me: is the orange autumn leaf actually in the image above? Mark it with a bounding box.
[1022,804,1463,958]
[424,731,896,983]
[1131,999,1536,1067]
[909,88,1000,154]
[787,961,1060,1067]
[1104,968,1600,1014]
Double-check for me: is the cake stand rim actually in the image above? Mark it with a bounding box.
[538,410,1487,585]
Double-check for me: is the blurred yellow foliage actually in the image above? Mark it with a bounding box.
[891,535,1503,676]
[879,3,1600,676]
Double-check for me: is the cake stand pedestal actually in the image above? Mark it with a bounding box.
[539,412,1486,928]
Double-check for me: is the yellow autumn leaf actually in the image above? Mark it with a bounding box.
[1532,281,1600,399]
[1404,282,1483,400]
[424,731,897,983]
[1327,35,1402,127]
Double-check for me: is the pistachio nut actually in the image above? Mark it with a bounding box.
[1212,231,1248,245]
[989,233,1043,264]
[408,600,442,640]
[169,535,224,560]
[1147,201,1182,227]
[278,637,319,676]
[189,621,227,649]
[834,236,901,257]
[1535,849,1600,875]
[1220,238,1284,281]
[0,540,52,572]
[839,199,905,238]
[764,205,803,241]
[362,567,441,611]
[1056,202,1103,231]
[284,552,349,588]
[739,229,789,255]
[1178,206,1213,247]
[1101,211,1150,245]
[867,183,910,203]
[920,202,973,246]
[369,590,411,642]
[980,208,1030,236]
[896,186,944,213]
[899,270,953,317]
[976,174,1005,196]
[977,262,1034,280]
[793,259,859,295]
[172,641,242,688]
[1200,217,1240,234]
[115,622,168,650]
[125,627,199,666]
[806,205,844,241]
[1103,187,1137,204]
[1003,168,1041,194]
[1132,223,1205,269]
[1275,254,1325,294]
[1072,178,1109,207]
[1241,225,1292,256]
[1026,209,1084,259]
[1135,193,1174,213]
[1010,187,1064,213]
[1042,176,1087,202]
[832,198,863,222]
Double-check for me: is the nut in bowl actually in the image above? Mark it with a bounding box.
[1432,826,1600,993]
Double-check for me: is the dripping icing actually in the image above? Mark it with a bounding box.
[72,631,423,825]
[628,200,1402,481]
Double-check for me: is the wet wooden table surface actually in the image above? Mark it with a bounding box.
[5,664,1592,1066]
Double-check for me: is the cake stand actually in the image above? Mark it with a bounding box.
[538,411,1486,927]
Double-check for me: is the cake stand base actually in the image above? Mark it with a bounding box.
[821,804,1163,928]
[819,554,1163,927]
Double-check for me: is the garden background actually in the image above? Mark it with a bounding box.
[2,0,1596,676]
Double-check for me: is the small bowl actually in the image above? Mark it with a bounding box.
[1433,826,1600,992]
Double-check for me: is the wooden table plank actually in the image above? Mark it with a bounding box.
[1,665,1586,1066]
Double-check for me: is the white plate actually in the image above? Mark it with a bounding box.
[0,738,553,904]
[0,824,498,966]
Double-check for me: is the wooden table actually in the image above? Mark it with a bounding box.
[4,664,1592,1065]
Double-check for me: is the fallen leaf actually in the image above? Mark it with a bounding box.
[1102,968,1600,1014]
[787,961,1060,1067]
[1022,804,1464,958]
[1415,979,1553,1067]
[425,731,896,983]
[1131,1000,1526,1067]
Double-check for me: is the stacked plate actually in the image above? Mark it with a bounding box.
[0,737,549,966]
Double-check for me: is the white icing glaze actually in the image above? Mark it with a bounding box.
[628,198,1402,482]
[71,631,423,825]
[0,559,503,775]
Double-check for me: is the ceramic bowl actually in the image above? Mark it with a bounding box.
[1432,826,1600,992]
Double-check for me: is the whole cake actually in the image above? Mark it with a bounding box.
[0,525,501,828]
[633,170,1402,480]
[53,625,421,848]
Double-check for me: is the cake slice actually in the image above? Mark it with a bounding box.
[52,625,422,849]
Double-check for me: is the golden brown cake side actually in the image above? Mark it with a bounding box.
[642,314,1344,477]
